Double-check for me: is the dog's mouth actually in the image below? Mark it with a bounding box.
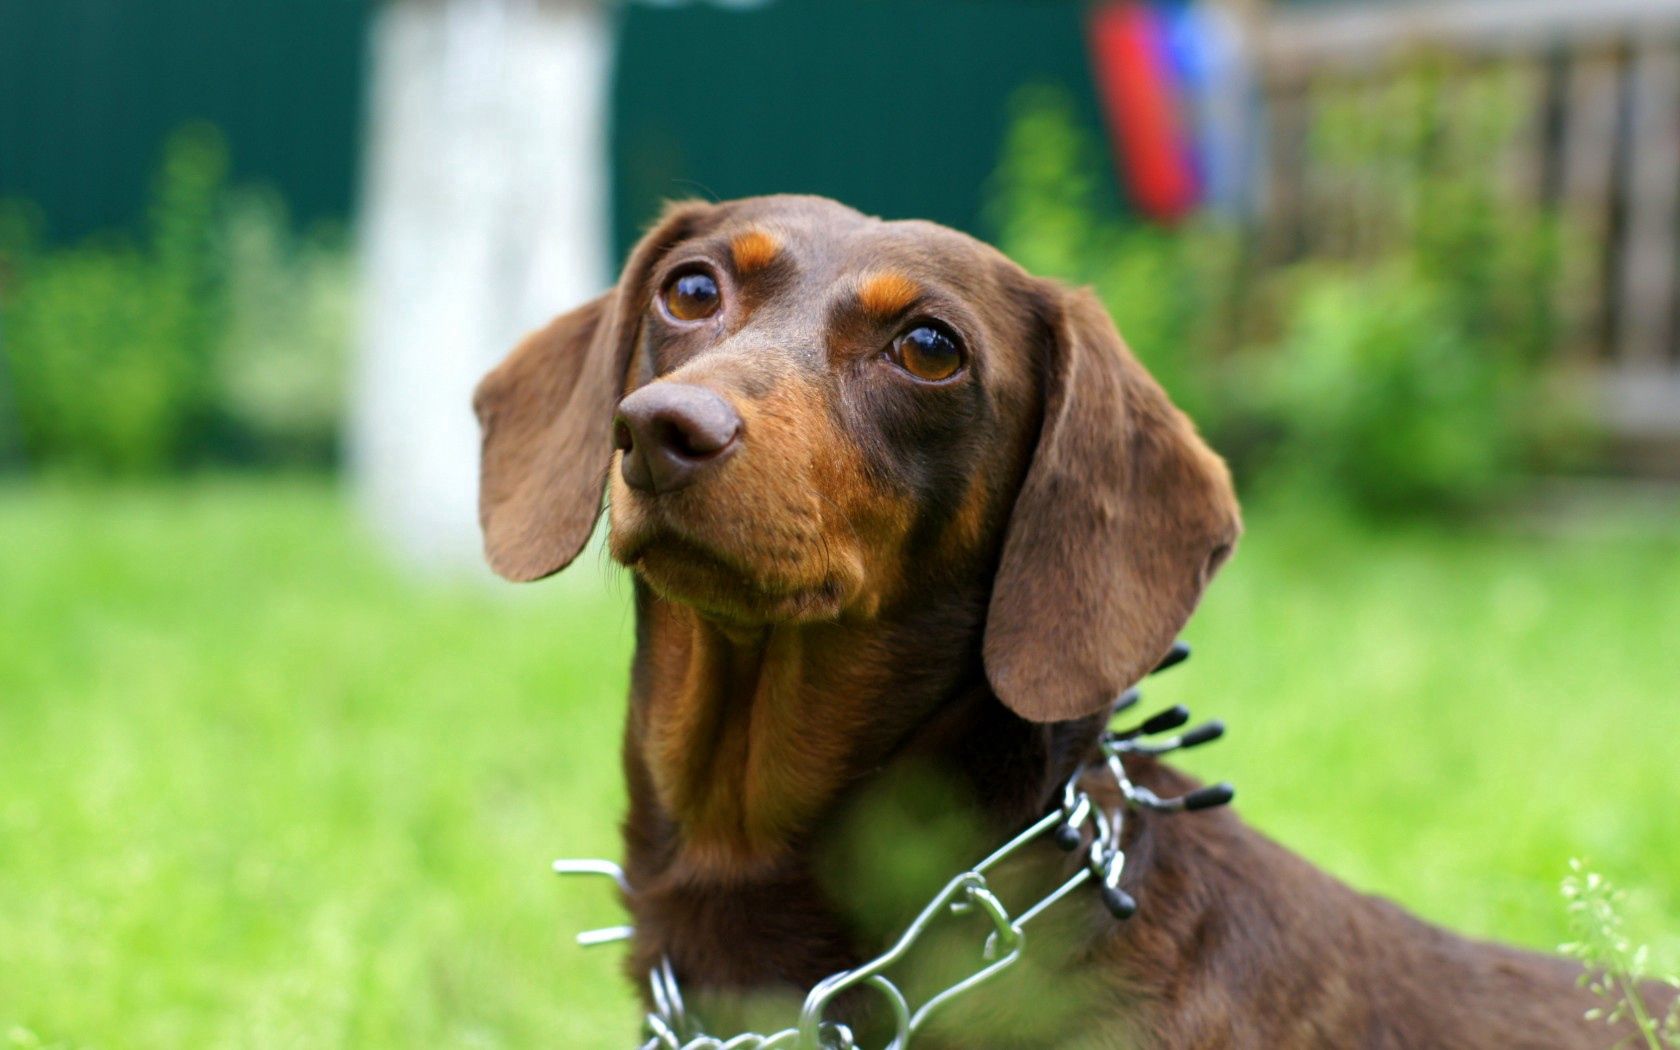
[609,513,851,626]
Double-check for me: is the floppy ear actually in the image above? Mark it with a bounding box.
[983,286,1241,722]
[473,201,715,582]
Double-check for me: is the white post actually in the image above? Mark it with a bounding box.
[351,0,612,574]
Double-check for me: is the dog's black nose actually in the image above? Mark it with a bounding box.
[614,383,741,494]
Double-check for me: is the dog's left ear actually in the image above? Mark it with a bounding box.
[473,200,717,582]
[984,285,1241,723]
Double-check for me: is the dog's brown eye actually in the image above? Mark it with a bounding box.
[892,324,964,382]
[663,271,721,322]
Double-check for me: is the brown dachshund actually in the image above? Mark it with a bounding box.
[474,195,1671,1047]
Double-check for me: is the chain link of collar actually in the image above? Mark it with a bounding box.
[555,644,1231,1050]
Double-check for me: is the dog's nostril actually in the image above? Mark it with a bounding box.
[613,419,634,453]
[656,418,699,458]
[657,414,736,459]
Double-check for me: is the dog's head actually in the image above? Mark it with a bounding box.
[475,195,1239,721]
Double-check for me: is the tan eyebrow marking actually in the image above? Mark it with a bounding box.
[729,229,781,273]
[856,271,921,317]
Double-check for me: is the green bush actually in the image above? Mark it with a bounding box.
[985,81,1593,517]
[1244,261,1513,512]
[0,127,225,474]
[214,191,354,465]
[0,124,351,474]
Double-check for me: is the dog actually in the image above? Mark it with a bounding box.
[474,195,1671,1047]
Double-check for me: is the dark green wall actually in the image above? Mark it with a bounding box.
[612,0,1110,256]
[0,0,369,241]
[2,0,1113,251]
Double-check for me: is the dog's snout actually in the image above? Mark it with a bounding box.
[614,383,742,494]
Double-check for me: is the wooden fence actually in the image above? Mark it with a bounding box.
[1250,0,1680,447]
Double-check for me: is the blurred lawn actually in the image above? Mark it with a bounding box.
[2,479,1677,1048]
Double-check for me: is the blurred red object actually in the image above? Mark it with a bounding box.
[1088,1,1200,223]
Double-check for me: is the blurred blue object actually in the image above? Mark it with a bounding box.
[1162,0,1255,216]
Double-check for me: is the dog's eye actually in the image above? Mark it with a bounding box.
[891,324,965,382]
[663,270,721,322]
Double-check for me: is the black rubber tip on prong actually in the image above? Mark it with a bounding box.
[1139,705,1191,736]
[1178,720,1226,750]
[1183,783,1235,812]
[1152,642,1191,675]
[1113,686,1141,714]
[1101,885,1138,920]
[1052,824,1082,851]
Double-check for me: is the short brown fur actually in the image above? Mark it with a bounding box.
[476,195,1671,1047]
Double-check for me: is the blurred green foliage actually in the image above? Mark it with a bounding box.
[0,125,351,475]
[215,191,353,465]
[1256,262,1521,514]
[987,79,1593,516]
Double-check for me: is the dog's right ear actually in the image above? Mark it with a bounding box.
[473,201,716,582]
[983,284,1240,722]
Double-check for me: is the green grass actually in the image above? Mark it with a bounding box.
[2,479,1677,1047]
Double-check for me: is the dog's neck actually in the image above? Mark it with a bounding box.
[624,578,1090,875]
[618,579,1114,997]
